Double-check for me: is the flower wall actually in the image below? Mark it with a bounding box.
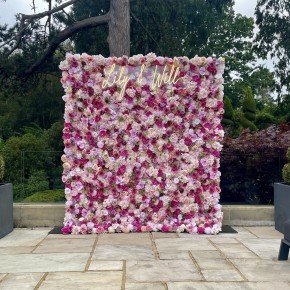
[60,53,225,235]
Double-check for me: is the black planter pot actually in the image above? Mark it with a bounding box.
[274,182,290,234]
[0,183,13,238]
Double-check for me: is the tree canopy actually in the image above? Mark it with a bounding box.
[255,0,290,98]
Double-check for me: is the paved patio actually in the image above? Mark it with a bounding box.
[0,226,289,289]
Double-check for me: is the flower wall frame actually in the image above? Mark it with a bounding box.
[60,53,225,235]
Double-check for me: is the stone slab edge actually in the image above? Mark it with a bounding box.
[13,204,274,228]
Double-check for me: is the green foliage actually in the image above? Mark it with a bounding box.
[223,96,234,119]
[27,170,49,193]
[241,87,257,130]
[242,87,256,114]
[282,163,290,184]
[1,133,51,183]
[287,147,290,161]
[239,116,257,132]
[44,121,64,152]
[0,75,64,141]
[282,147,290,184]
[244,111,256,122]
[22,189,65,203]
[0,154,4,181]
[222,123,290,204]
[13,170,49,201]
[255,112,276,130]
[255,0,290,94]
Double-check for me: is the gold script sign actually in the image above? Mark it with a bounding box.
[102,64,181,99]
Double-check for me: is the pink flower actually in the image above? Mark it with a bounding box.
[61,53,224,235]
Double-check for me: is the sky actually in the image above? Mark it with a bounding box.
[0,0,257,26]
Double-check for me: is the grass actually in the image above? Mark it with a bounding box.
[23,189,65,202]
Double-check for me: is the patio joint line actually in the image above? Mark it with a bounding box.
[235,239,263,259]
[0,273,8,283]
[207,238,249,281]
[188,251,206,281]
[244,228,259,238]
[33,272,48,290]
[162,282,168,290]
[149,232,160,260]
[84,235,99,271]
[121,260,126,290]
[31,232,50,253]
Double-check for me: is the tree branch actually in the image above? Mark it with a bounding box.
[130,10,162,54]
[25,13,110,74]
[21,0,79,21]
[1,0,79,55]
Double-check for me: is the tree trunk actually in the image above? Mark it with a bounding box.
[108,0,130,57]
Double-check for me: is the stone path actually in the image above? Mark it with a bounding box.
[0,227,289,289]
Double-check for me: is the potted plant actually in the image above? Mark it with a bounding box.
[0,154,13,239]
[275,147,290,234]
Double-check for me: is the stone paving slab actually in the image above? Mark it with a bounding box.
[33,238,95,253]
[190,250,224,260]
[126,260,202,282]
[0,226,290,288]
[93,245,155,260]
[196,258,234,270]
[88,260,123,271]
[209,237,239,244]
[98,233,151,245]
[0,246,35,255]
[158,251,191,260]
[244,227,284,239]
[167,282,290,290]
[0,229,48,247]
[46,234,96,239]
[231,259,290,281]
[155,238,216,252]
[38,271,122,290]
[126,282,166,290]
[238,238,281,259]
[214,243,259,259]
[0,253,89,273]
[0,273,44,290]
[230,227,258,238]
[152,232,178,239]
[201,269,245,282]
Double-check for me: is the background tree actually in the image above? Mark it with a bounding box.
[240,87,257,131]
[255,0,290,100]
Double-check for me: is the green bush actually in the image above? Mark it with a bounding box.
[27,170,49,193]
[240,116,257,131]
[255,112,276,130]
[2,133,52,183]
[13,170,49,201]
[244,111,256,122]
[242,87,256,114]
[282,164,290,184]
[223,96,234,119]
[0,154,4,181]
[282,147,290,184]
[23,189,65,202]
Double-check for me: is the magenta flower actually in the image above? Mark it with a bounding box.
[60,53,225,235]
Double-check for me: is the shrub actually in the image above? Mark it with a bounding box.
[221,123,290,204]
[244,111,256,122]
[0,154,4,181]
[23,189,65,202]
[240,116,257,131]
[1,133,52,183]
[13,170,49,201]
[255,112,276,130]
[282,147,290,184]
[242,87,256,114]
